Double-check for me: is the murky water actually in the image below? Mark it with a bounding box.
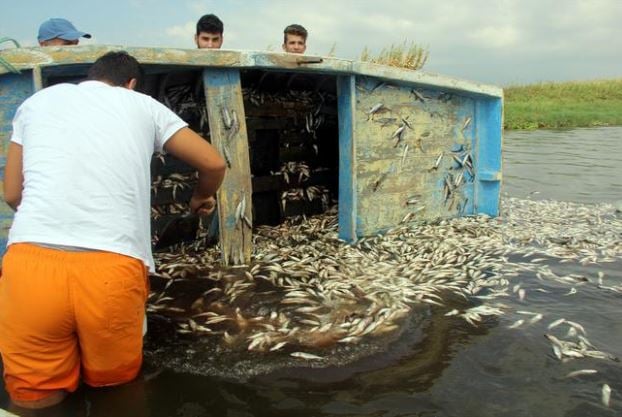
[1,127,621,417]
[502,127,622,203]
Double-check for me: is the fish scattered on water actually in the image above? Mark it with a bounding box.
[150,196,622,412]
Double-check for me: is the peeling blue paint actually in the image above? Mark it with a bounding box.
[337,75,357,242]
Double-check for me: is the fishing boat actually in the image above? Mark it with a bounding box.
[0,45,503,265]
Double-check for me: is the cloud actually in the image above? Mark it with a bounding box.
[3,0,622,84]
[468,25,520,49]
[166,21,195,41]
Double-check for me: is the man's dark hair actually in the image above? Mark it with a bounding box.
[283,24,307,43]
[87,51,143,87]
[196,14,223,35]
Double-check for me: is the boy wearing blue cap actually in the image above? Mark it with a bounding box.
[38,18,91,46]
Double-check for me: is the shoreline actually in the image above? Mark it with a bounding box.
[503,78,622,130]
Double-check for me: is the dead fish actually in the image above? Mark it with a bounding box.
[221,144,232,168]
[564,287,577,296]
[547,318,566,330]
[411,89,425,102]
[221,107,232,129]
[400,144,409,169]
[507,319,524,329]
[270,341,288,351]
[290,351,323,360]
[602,384,611,407]
[565,320,587,336]
[240,194,247,218]
[367,103,384,120]
[235,200,243,223]
[227,110,240,141]
[391,125,406,140]
[552,344,563,360]
[565,369,598,378]
[430,153,443,170]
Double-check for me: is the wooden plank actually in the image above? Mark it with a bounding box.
[337,75,357,241]
[474,97,503,216]
[32,65,43,91]
[203,68,252,265]
[353,77,475,236]
[0,47,502,99]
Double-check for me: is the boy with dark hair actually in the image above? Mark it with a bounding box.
[0,51,226,409]
[283,24,307,54]
[195,14,224,49]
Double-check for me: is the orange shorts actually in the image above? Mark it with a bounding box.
[0,243,148,404]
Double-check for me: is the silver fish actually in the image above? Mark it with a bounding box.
[290,351,323,360]
[602,384,611,407]
[565,369,598,378]
[221,107,232,129]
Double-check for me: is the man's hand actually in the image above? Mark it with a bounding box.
[190,194,216,215]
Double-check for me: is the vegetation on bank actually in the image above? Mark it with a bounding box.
[360,41,429,71]
[504,79,622,130]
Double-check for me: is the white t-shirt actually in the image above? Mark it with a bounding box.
[8,80,187,271]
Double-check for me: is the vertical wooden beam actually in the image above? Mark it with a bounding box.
[337,75,357,242]
[474,97,503,216]
[32,66,43,92]
[203,68,253,265]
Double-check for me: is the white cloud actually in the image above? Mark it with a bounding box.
[3,0,622,84]
[468,26,520,49]
[165,21,195,40]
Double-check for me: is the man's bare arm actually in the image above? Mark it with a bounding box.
[3,142,24,211]
[164,127,226,213]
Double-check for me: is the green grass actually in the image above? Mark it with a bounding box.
[504,79,622,129]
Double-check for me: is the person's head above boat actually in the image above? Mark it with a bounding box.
[38,18,91,46]
[195,14,224,49]
[283,23,307,54]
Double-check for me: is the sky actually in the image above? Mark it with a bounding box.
[1,0,621,86]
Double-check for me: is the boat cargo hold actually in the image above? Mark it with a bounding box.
[0,46,503,264]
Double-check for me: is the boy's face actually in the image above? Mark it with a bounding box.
[195,32,223,49]
[283,34,306,54]
[39,38,79,46]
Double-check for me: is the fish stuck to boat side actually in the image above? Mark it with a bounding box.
[356,78,475,233]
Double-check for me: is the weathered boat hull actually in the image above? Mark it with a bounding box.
[0,46,502,263]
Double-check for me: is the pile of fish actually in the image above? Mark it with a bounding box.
[149,197,620,406]
[151,198,619,339]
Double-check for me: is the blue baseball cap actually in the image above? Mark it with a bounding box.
[38,18,91,42]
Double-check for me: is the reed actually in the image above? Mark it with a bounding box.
[360,41,428,71]
[504,79,622,129]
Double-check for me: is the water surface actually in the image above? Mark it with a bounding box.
[1,127,621,417]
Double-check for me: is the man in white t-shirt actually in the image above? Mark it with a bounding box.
[0,51,226,410]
